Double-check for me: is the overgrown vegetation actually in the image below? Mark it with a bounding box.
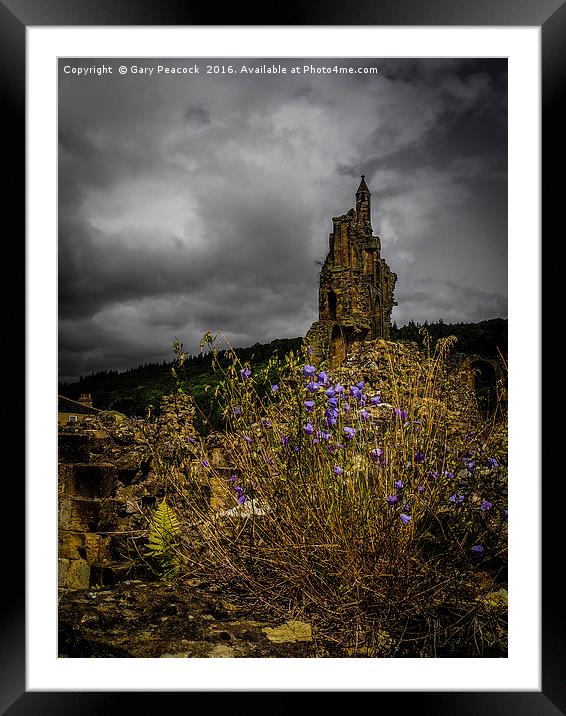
[59,337,303,429]
[148,330,508,657]
[58,319,507,430]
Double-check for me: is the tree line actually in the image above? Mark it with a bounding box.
[58,319,507,423]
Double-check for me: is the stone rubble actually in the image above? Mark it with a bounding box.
[59,580,316,658]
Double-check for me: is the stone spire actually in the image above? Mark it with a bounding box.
[355,175,372,233]
[304,176,397,367]
[356,174,371,196]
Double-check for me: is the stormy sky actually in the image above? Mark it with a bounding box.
[59,58,507,382]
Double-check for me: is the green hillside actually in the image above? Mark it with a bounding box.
[390,317,507,357]
[59,319,507,429]
[59,337,304,431]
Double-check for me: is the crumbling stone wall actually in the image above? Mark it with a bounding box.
[57,412,155,591]
[337,338,482,430]
[58,393,211,591]
[305,176,397,366]
[453,354,507,419]
[58,433,123,590]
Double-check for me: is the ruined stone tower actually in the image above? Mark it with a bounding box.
[305,176,397,367]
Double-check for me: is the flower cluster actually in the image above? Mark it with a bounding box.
[393,407,408,421]
[370,447,384,465]
[207,349,506,555]
[229,474,247,505]
[295,365,382,446]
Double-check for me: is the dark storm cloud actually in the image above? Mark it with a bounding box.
[183,105,211,126]
[395,280,507,325]
[58,58,507,381]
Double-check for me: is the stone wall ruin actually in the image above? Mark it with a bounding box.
[305,176,397,367]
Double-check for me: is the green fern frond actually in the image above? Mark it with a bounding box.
[144,498,180,578]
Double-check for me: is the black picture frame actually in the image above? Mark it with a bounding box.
[9,0,560,712]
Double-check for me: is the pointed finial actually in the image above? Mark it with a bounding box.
[356,174,371,195]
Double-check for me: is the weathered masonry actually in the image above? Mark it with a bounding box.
[305,176,397,367]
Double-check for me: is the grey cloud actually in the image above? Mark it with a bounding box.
[183,105,211,126]
[58,58,507,381]
[393,280,507,326]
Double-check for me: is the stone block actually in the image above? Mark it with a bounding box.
[58,464,74,496]
[84,533,108,563]
[58,498,73,530]
[58,558,70,588]
[262,621,312,643]
[59,531,86,560]
[67,559,91,590]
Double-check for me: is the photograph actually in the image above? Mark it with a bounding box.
[57,56,509,660]
[6,0,557,705]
